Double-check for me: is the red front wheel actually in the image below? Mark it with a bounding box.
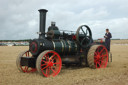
[36,50,62,77]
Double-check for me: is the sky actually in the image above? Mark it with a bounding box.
[0,0,128,40]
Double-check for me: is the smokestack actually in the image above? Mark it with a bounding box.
[38,9,48,39]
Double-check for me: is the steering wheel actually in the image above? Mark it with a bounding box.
[76,25,92,48]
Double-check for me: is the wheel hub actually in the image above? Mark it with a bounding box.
[97,55,101,59]
[95,54,100,61]
[48,61,53,67]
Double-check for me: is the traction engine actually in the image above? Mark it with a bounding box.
[16,9,110,77]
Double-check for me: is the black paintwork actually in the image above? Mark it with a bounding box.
[105,32,112,52]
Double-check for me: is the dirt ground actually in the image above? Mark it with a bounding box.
[0,40,128,85]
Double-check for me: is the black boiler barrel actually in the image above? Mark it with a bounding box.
[29,39,78,56]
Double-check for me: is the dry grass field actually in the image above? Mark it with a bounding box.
[0,40,128,85]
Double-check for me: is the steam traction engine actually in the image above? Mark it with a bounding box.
[16,9,109,77]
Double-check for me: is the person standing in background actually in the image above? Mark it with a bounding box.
[104,29,112,52]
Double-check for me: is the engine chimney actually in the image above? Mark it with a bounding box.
[38,9,48,39]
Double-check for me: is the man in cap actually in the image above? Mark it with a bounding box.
[104,29,112,52]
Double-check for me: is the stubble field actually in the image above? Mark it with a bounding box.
[0,40,128,85]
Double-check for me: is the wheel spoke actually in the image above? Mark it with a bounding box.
[41,59,47,63]
[46,68,48,75]
[46,54,50,61]
[28,52,29,57]
[50,54,56,60]
[26,52,27,57]
[96,48,99,52]
[26,67,28,72]
[51,57,55,62]
[25,51,30,57]
[102,54,107,57]
[52,65,56,69]
[81,37,86,45]
[100,55,104,60]
[24,66,27,72]
[44,55,48,61]
[41,63,46,66]
[51,68,56,74]
[24,66,28,72]
[94,60,97,63]
[81,27,86,36]
[101,54,107,60]
[101,61,106,65]
[94,52,98,56]
[48,67,50,75]
[94,56,97,59]
[41,65,49,70]
[97,62,101,66]
[99,48,105,54]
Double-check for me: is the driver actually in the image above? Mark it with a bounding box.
[104,29,112,52]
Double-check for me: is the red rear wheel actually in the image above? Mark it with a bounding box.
[87,45,108,69]
[36,50,62,77]
[16,50,36,73]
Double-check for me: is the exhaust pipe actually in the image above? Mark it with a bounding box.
[38,9,48,39]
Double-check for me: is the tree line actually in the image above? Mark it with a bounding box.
[0,39,31,42]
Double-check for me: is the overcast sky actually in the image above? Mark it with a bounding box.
[0,0,128,40]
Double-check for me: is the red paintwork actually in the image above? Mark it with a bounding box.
[30,42,38,53]
[20,51,36,73]
[72,35,76,40]
[98,38,104,43]
[40,51,62,77]
[100,39,103,43]
[94,45,108,68]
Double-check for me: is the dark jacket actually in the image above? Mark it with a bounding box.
[105,32,112,39]
[104,32,112,51]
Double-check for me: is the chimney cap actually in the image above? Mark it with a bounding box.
[38,9,48,12]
